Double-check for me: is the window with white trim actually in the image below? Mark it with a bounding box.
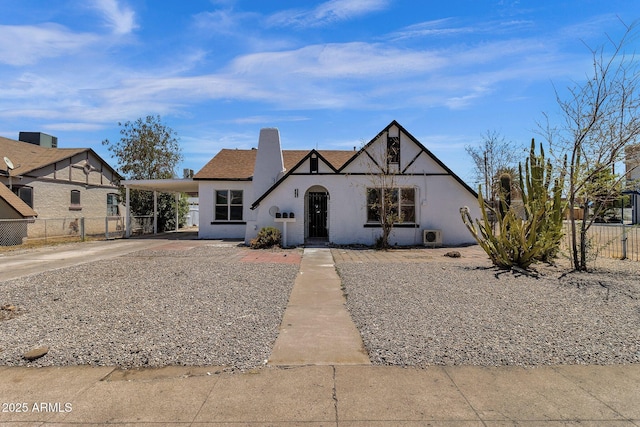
[215,190,243,221]
[367,187,415,223]
[107,193,119,216]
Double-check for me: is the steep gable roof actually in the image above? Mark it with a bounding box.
[0,184,37,217]
[250,121,477,209]
[250,149,348,208]
[339,120,477,196]
[0,136,120,178]
[193,148,355,180]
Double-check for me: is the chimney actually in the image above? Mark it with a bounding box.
[252,128,285,198]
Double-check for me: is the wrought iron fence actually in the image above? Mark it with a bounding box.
[128,215,155,236]
[560,222,640,262]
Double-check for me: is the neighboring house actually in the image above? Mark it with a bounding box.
[0,181,37,219]
[625,143,640,224]
[0,133,122,234]
[0,183,38,245]
[194,121,480,246]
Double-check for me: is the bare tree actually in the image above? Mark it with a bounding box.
[361,136,403,249]
[465,130,521,203]
[542,21,640,270]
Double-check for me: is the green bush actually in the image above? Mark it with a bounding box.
[250,226,282,249]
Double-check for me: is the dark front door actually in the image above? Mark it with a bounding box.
[308,192,328,238]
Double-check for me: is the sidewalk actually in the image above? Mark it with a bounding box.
[1,240,639,425]
[1,364,638,425]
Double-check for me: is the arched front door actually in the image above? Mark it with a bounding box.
[305,185,329,240]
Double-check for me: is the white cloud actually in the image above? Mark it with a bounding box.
[0,24,98,66]
[193,8,248,35]
[387,17,534,41]
[0,4,593,137]
[267,0,389,28]
[44,122,106,132]
[91,0,137,35]
[229,116,309,125]
[228,42,447,79]
[387,19,473,40]
[0,31,582,130]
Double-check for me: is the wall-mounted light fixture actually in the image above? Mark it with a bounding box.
[294,188,299,198]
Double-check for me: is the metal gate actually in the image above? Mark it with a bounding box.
[307,192,328,238]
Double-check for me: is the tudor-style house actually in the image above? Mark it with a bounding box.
[0,132,122,232]
[194,121,480,247]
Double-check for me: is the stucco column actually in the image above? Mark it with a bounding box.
[175,192,179,231]
[125,186,130,238]
[153,191,158,235]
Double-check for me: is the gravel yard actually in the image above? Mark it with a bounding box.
[0,245,299,370]
[3,240,639,370]
[337,254,640,366]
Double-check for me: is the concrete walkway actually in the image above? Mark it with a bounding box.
[268,247,370,365]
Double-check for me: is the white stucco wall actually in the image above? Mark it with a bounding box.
[249,173,480,247]
[197,181,252,239]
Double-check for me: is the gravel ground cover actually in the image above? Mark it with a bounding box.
[337,255,640,366]
[0,245,299,370]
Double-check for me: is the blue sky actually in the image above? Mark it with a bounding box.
[1,0,639,185]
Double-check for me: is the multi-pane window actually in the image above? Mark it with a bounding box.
[399,188,415,222]
[367,188,382,222]
[367,187,415,223]
[215,190,243,221]
[107,193,119,216]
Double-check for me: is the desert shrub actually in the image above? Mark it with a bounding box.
[250,226,281,249]
[460,140,566,270]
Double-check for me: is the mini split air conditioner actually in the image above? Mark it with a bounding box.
[423,229,442,246]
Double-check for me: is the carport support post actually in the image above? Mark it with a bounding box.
[175,192,179,231]
[125,186,131,238]
[153,191,158,235]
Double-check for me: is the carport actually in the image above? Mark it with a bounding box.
[121,178,199,238]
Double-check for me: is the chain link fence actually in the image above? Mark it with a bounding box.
[0,215,157,246]
[560,222,640,262]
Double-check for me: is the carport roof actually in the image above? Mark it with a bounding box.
[121,178,199,194]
